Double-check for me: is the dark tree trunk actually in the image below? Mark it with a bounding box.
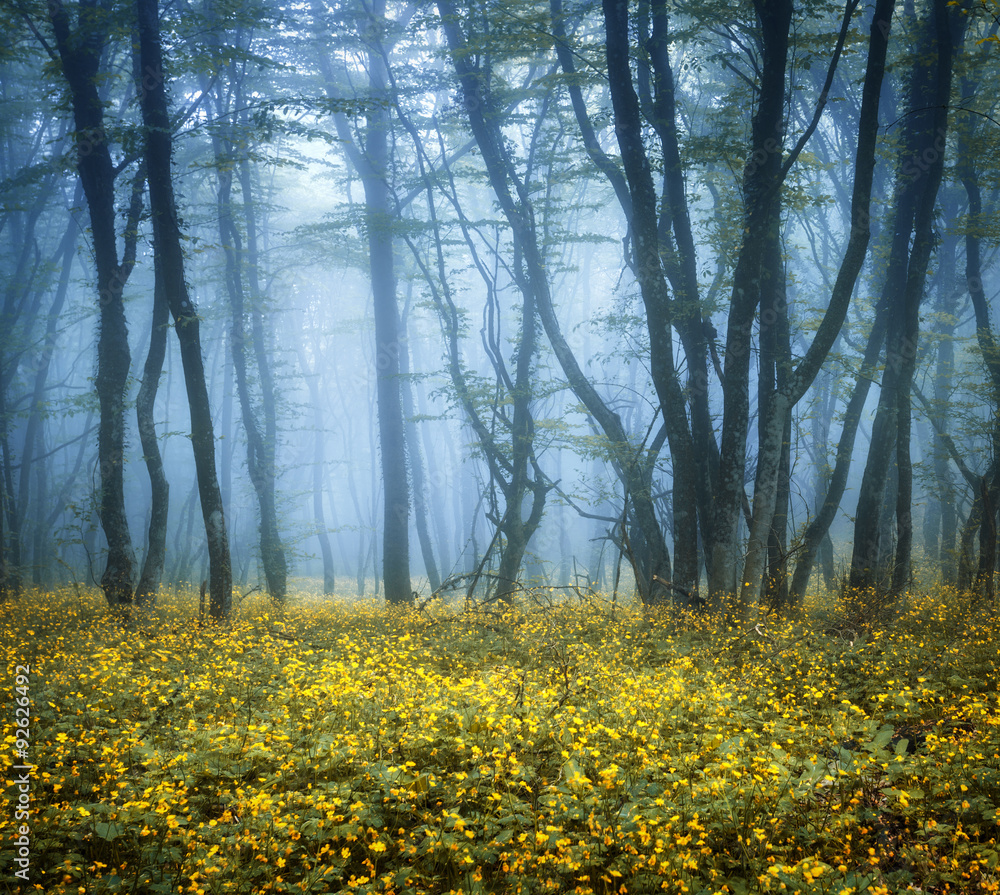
[850,0,959,598]
[366,161,412,601]
[975,476,997,601]
[957,71,1000,600]
[764,414,793,609]
[236,115,288,603]
[808,369,837,595]
[364,3,412,605]
[212,118,287,604]
[134,255,169,606]
[790,298,890,601]
[603,0,698,598]
[758,205,793,610]
[313,0,412,604]
[703,0,792,602]
[643,1,718,580]
[553,0,713,592]
[732,0,888,610]
[50,0,144,607]
[136,0,232,618]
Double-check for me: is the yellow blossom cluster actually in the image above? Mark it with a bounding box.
[1,584,997,894]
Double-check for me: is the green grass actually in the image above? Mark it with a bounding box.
[1,584,998,894]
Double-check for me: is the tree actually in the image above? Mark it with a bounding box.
[313,0,412,605]
[849,0,962,601]
[202,8,288,603]
[48,0,145,607]
[134,196,169,606]
[136,0,233,617]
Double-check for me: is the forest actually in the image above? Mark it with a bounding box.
[0,0,998,617]
[2,0,1000,893]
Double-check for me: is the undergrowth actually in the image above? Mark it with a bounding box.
[1,584,998,894]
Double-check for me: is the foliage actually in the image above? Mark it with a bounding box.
[1,586,998,894]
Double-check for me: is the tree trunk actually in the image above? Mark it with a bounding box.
[975,476,997,601]
[298,337,336,595]
[50,0,145,607]
[705,0,793,603]
[398,301,441,592]
[414,3,551,602]
[134,246,170,606]
[313,0,413,605]
[211,114,287,603]
[220,350,233,522]
[236,120,288,602]
[754,206,792,610]
[554,0,715,589]
[16,206,79,579]
[921,221,959,580]
[137,0,232,618]
[603,0,698,598]
[737,0,891,611]
[411,336,453,577]
[957,70,1000,599]
[790,298,889,601]
[851,0,959,599]
[313,428,336,596]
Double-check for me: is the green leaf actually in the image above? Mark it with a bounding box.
[94,821,121,840]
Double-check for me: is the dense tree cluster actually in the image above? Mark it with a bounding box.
[1,0,998,617]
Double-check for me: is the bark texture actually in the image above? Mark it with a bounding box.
[137,0,233,617]
[50,0,143,606]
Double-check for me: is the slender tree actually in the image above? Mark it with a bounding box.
[134,239,169,606]
[203,29,288,603]
[136,0,232,617]
[849,0,961,600]
[48,0,145,606]
[313,0,412,604]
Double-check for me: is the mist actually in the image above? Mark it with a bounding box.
[2,0,998,615]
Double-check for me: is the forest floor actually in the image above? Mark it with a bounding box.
[1,583,998,895]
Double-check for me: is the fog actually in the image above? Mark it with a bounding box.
[1,0,998,614]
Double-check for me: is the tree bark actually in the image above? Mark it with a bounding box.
[49,0,144,607]
[553,0,718,589]
[313,0,411,604]
[603,0,698,598]
[734,0,889,611]
[415,2,552,602]
[705,0,793,603]
[956,71,1000,599]
[136,0,232,618]
[789,299,889,601]
[211,112,288,604]
[235,100,288,602]
[850,0,959,599]
[134,234,169,606]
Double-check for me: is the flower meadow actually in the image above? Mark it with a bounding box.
[1,585,998,895]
